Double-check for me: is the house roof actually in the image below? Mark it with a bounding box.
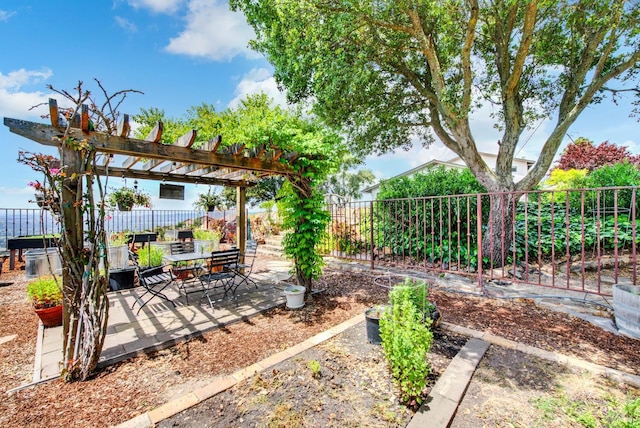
[362,151,535,193]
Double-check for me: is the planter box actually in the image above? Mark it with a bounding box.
[25,249,62,279]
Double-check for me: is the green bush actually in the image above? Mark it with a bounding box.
[27,275,62,308]
[379,281,434,406]
[374,167,486,261]
[137,246,164,267]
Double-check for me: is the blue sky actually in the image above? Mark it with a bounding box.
[1,1,638,209]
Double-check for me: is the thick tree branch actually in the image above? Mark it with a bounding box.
[461,0,479,113]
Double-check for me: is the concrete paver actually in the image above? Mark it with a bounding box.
[407,338,490,428]
[35,260,292,382]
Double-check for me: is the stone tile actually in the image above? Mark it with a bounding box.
[148,393,200,424]
[407,392,458,428]
[258,350,291,369]
[482,332,518,349]
[0,334,17,346]
[231,363,263,382]
[307,330,334,345]
[111,413,153,428]
[193,376,237,401]
[283,340,315,357]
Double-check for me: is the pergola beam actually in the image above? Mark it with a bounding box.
[4,118,294,177]
[97,166,255,187]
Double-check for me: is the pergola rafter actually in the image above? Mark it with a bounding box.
[4,98,302,255]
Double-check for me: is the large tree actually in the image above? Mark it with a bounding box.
[231,0,640,263]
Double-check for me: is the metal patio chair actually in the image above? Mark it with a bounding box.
[129,251,177,314]
[198,249,240,309]
[234,240,258,289]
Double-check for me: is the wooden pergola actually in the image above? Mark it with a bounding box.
[4,99,299,255]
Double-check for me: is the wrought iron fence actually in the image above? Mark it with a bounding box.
[322,187,640,297]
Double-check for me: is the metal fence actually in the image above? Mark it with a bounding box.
[322,187,640,297]
[0,208,238,250]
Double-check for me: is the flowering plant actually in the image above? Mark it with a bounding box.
[107,187,152,211]
[20,152,63,215]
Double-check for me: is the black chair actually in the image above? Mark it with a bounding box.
[234,241,258,289]
[129,251,177,314]
[168,241,202,281]
[198,249,240,309]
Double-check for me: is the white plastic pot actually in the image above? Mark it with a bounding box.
[284,285,306,309]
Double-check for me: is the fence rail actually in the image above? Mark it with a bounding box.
[322,187,640,297]
[0,208,238,251]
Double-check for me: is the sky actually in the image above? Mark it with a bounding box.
[0,1,638,210]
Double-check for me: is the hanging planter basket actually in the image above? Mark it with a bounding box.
[117,202,133,211]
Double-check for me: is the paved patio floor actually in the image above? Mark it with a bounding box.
[35,260,292,382]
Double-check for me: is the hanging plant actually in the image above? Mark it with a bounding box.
[193,188,223,212]
[107,186,152,211]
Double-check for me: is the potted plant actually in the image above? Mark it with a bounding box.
[283,284,306,309]
[193,189,223,212]
[193,229,222,253]
[27,275,63,327]
[107,187,152,211]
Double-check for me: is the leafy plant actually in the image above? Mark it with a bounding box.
[307,359,321,378]
[193,229,222,241]
[554,138,640,172]
[193,189,223,212]
[379,283,434,407]
[107,187,152,210]
[27,275,62,309]
[109,231,129,246]
[137,246,164,268]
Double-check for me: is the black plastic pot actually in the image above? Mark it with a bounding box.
[365,307,386,345]
[108,267,136,291]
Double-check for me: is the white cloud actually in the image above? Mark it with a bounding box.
[127,0,184,14]
[115,16,138,32]
[228,68,287,109]
[0,10,16,22]
[0,68,53,119]
[165,0,259,61]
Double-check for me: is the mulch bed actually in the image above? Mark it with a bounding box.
[1,259,639,427]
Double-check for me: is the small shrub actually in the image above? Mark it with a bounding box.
[27,275,62,308]
[379,283,434,407]
[307,359,321,378]
[137,246,164,267]
[193,229,221,241]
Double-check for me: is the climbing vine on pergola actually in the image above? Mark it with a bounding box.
[5,90,337,381]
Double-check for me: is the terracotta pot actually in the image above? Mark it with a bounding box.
[34,304,63,327]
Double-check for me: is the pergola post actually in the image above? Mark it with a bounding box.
[237,186,247,258]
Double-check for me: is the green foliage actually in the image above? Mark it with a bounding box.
[379,281,434,406]
[322,158,376,205]
[232,0,640,197]
[27,275,62,308]
[192,229,221,241]
[307,360,321,378]
[371,167,486,265]
[377,167,485,200]
[137,246,164,268]
[109,232,129,247]
[107,187,152,210]
[193,189,223,212]
[281,179,331,287]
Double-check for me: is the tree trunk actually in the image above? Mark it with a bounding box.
[481,192,518,267]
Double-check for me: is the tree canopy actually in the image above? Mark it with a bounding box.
[231,0,640,193]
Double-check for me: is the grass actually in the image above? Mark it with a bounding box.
[532,392,640,427]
